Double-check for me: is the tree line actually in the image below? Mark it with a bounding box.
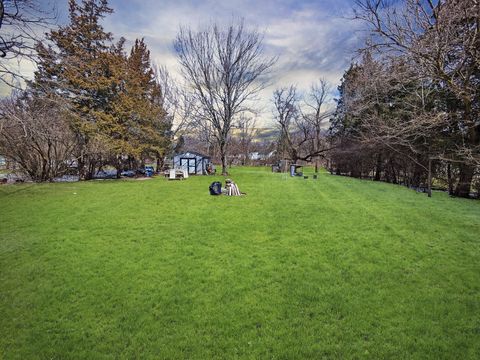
[327,0,479,198]
[0,0,478,198]
[0,0,276,179]
[272,79,333,173]
[1,0,169,181]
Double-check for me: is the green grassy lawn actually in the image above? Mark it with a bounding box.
[1,167,479,359]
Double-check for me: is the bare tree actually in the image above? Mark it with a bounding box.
[154,65,195,140]
[237,115,257,165]
[174,20,276,175]
[301,78,333,172]
[359,59,445,197]
[329,52,438,195]
[0,94,77,181]
[273,85,301,163]
[273,85,332,166]
[153,64,199,171]
[353,0,480,197]
[229,114,257,165]
[0,0,54,88]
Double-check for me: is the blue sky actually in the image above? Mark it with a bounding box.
[4,0,365,124]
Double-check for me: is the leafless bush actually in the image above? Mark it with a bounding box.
[0,95,77,181]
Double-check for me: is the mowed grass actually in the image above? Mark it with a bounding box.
[1,167,479,359]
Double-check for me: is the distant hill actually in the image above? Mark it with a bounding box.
[231,127,279,142]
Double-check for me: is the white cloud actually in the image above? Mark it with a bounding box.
[103,0,363,124]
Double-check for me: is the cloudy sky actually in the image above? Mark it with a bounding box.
[3,0,366,125]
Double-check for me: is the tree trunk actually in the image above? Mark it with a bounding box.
[314,128,321,173]
[219,141,228,175]
[411,162,422,188]
[454,105,478,198]
[221,154,227,175]
[388,160,397,184]
[156,157,163,173]
[374,154,382,181]
[384,163,392,183]
[454,163,474,198]
[447,162,453,195]
[85,160,95,180]
[351,169,361,178]
[78,155,86,180]
[427,157,432,198]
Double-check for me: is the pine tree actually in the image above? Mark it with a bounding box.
[34,0,115,179]
[104,38,170,173]
[126,38,170,163]
[33,1,170,178]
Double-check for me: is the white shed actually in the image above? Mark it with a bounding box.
[173,151,211,175]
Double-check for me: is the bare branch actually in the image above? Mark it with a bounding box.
[174,19,276,174]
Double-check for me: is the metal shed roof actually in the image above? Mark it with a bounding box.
[174,151,211,159]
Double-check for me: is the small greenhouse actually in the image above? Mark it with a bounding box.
[172,151,211,175]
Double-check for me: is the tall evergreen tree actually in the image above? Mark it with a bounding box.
[33,1,170,178]
[106,38,170,173]
[34,0,114,179]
